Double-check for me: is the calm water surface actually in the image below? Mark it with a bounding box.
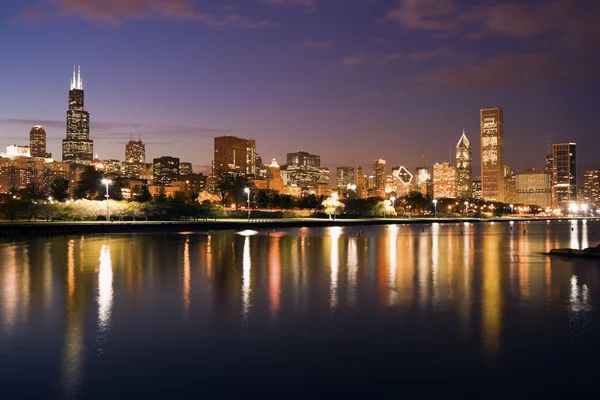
[1,220,600,398]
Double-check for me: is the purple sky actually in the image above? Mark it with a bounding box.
[0,0,599,178]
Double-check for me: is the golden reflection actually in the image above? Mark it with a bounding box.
[183,238,191,317]
[482,234,501,361]
[329,227,342,310]
[98,244,113,331]
[44,243,53,312]
[206,235,212,277]
[268,236,281,320]
[518,227,530,298]
[347,238,358,306]
[1,245,18,334]
[241,236,251,320]
[431,223,440,303]
[388,225,399,306]
[68,240,75,298]
[417,228,430,307]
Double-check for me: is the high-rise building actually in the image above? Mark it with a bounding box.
[266,158,284,193]
[516,170,551,209]
[583,170,599,208]
[504,165,516,204]
[415,167,431,196]
[214,136,256,176]
[180,162,193,175]
[456,130,472,199]
[123,138,145,178]
[472,177,482,200]
[552,142,576,207]
[356,166,366,199]
[545,153,553,176]
[336,167,355,189]
[480,107,504,202]
[433,162,457,199]
[153,156,180,185]
[287,151,320,167]
[285,151,321,187]
[373,159,386,198]
[30,125,48,158]
[62,66,93,165]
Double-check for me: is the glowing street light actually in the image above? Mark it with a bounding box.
[244,187,250,221]
[510,204,514,214]
[101,179,112,221]
[433,199,438,218]
[464,201,469,214]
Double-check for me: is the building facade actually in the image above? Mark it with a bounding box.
[373,159,386,198]
[456,131,472,199]
[62,66,93,165]
[123,138,145,178]
[356,166,366,198]
[153,156,180,185]
[552,142,577,207]
[433,162,457,199]
[480,107,504,202]
[266,158,284,193]
[285,151,322,187]
[516,170,551,209]
[583,169,599,207]
[336,167,355,189]
[214,136,256,176]
[30,125,49,158]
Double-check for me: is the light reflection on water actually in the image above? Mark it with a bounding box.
[1,221,600,397]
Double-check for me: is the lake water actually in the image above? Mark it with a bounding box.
[1,220,600,398]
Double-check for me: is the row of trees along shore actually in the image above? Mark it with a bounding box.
[0,168,543,221]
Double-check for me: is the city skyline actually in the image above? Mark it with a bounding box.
[1,1,599,177]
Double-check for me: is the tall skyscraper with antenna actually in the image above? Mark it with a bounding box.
[62,65,93,165]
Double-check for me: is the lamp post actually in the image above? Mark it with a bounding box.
[510,204,514,214]
[390,196,396,217]
[433,199,438,218]
[244,187,250,221]
[464,201,469,214]
[101,179,112,221]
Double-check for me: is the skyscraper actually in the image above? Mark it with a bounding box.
[584,170,599,207]
[336,166,355,188]
[286,150,321,187]
[552,142,577,207]
[62,66,93,165]
[266,158,284,193]
[153,156,180,185]
[480,107,504,202]
[373,159,386,198]
[433,162,457,199]
[516,170,551,209]
[456,130,472,199]
[30,125,48,158]
[356,166,366,198]
[123,137,145,178]
[214,136,256,176]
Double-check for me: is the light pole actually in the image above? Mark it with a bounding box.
[464,201,469,214]
[510,204,514,214]
[433,199,438,218]
[244,188,250,221]
[101,179,112,221]
[390,196,396,217]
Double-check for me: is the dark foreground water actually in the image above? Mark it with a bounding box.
[1,220,600,399]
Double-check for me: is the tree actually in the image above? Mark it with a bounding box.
[215,173,251,208]
[322,195,345,219]
[133,185,152,202]
[51,178,70,202]
[74,166,102,199]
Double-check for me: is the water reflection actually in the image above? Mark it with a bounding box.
[1,221,599,398]
[241,236,251,322]
[98,244,113,332]
[183,238,191,317]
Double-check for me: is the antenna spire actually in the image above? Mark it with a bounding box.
[77,65,83,90]
[70,65,76,90]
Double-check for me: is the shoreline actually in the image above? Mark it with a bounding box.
[0,216,598,237]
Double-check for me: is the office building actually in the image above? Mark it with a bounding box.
[180,162,193,175]
[336,167,355,188]
[456,130,472,199]
[480,107,504,202]
[266,158,284,193]
[123,137,145,178]
[286,150,322,186]
[584,170,600,207]
[472,177,482,200]
[552,142,576,207]
[30,125,49,158]
[153,156,180,185]
[516,170,551,209]
[433,162,457,199]
[504,165,516,204]
[356,166,366,198]
[373,159,386,198]
[214,136,256,176]
[62,66,93,165]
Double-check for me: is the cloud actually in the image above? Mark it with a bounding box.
[299,40,333,48]
[383,0,458,33]
[342,53,402,67]
[17,0,275,27]
[410,46,453,61]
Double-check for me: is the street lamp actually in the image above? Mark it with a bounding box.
[244,187,250,221]
[101,179,112,221]
[390,196,396,216]
[510,204,514,214]
[433,199,438,218]
[464,201,469,214]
